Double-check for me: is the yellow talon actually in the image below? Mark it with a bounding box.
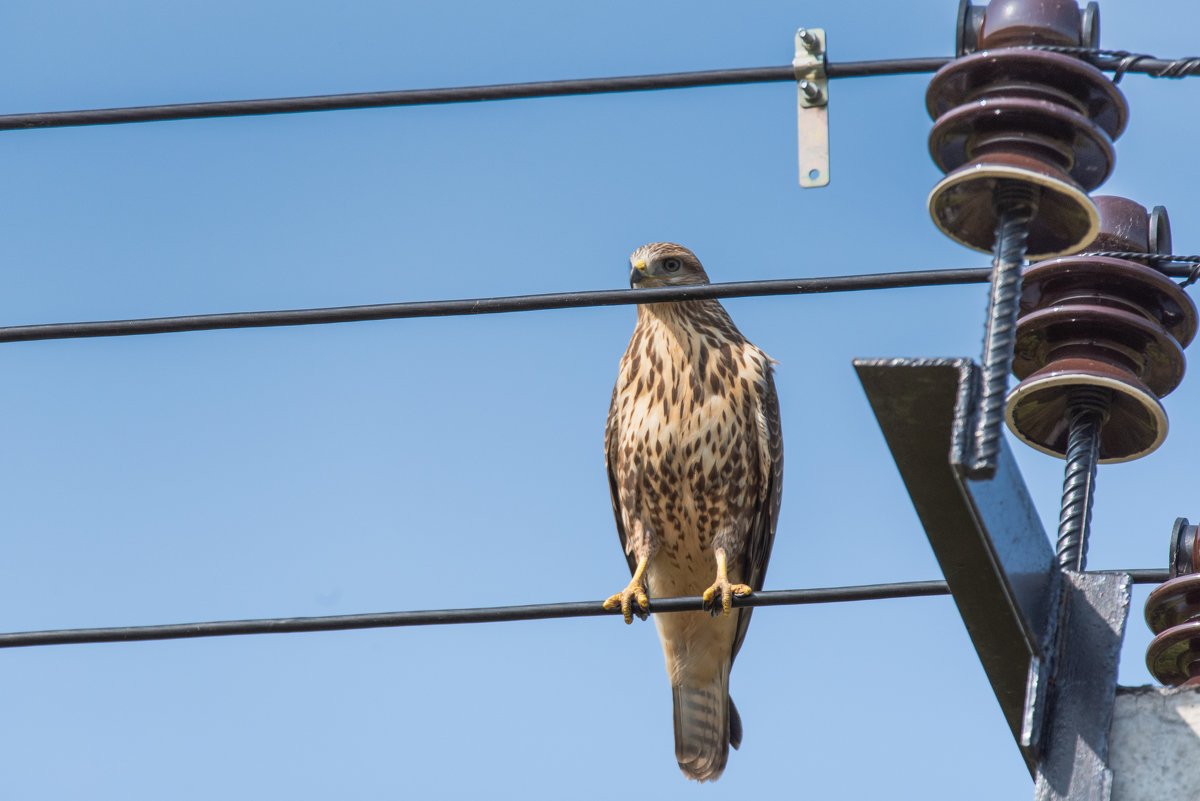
[603,586,649,624]
[604,555,651,624]
[701,550,752,616]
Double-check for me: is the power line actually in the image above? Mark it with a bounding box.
[0,267,994,343]
[1124,569,1172,584]
[0,571,1166,649]
[0,51,1191,132]
[0,60,938,131]
[6,259,1196,344]
[1,581,951,648]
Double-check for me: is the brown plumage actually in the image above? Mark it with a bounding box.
[603,242,783,782]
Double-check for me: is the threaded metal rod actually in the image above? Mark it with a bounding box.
[1056,387,1112,571]
[970,182,1040,477]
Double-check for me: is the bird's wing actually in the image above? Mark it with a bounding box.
[731,362,784,663]
[604,384,638,576]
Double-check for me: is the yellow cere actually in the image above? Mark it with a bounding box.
[633,259,647,271]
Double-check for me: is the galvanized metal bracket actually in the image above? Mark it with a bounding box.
[856,358,1056,772]
[1034,571,1130,801]
[855,357,1133,797]
[793,27,829,188]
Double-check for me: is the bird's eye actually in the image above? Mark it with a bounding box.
[663,258,682,273]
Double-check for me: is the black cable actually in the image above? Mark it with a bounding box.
[8,260,1197,345]
[1125,569,1171,584]
[0,571,1168,649]
[0,581,950,649]
[0,48,1192,133]
[0,268,994,344]
[0,60,943,132]
[1024,46,1200,82]
[6,256,1197,345]
[1080,252,1200,288]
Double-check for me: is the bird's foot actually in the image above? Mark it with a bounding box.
[701,577,752,617]
[603,579,650,624]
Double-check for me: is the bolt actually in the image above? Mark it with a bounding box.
[797,28,819,52]
[798,79,823,102]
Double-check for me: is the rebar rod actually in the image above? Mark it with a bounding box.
[970,182,1040,477]
[1056,387,1113,571]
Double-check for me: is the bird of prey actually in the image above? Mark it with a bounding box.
[603,242,783,782]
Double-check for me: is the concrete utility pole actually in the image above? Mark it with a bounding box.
[1111,518,1200,798]
[1111,687,1200,801]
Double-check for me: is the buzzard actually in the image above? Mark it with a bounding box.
[603,242,784,782]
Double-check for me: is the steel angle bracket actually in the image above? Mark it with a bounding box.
[855,358,1133,795]
[1033,571,1130,801]
[794,27,829,187]
[855,358,1058,773]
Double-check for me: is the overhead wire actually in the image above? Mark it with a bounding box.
[0,267,993,343]
[0,59,943,131]
[0,570,1168,649]
[0,49,1194,132]
[4,260,1197,344]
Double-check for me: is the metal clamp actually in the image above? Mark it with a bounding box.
[793,27,829,188]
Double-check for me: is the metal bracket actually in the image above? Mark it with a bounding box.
[856,358,1134,800]
[1034,571,1130,801]
[856,358,1057,772]
[793,27,829,188]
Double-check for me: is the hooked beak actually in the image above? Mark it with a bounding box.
[629,259,647,287]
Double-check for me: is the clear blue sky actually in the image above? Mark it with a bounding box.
[1,1,1197,798]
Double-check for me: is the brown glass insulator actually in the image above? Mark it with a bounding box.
[926,1,1128,258]
[1146,518,1200,687]
[1005,197,1198,462]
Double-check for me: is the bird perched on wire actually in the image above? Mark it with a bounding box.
[603,242,783,782]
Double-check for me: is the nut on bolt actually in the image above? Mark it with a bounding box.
[796,28,819,51]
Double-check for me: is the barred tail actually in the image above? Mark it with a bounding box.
[671,662,739,782]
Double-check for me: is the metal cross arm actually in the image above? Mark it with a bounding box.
[856,358,1056,770]
[855,358,1130,796]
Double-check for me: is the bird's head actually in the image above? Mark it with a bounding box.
[629,242,710,288]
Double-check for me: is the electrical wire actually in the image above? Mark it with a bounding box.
[0,267,994,343]
[6,260,1197,344]
[0,571,1167,649]
[0,50,1191,132]
[0,60,938,131]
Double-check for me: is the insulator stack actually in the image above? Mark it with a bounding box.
[927,0,1131,479]
[1146,518,1200,687]
[1006,196,1198,464]
[927,0,1128,258]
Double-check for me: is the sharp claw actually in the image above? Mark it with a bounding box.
[702,580,754,616]
[604,584,649,624]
